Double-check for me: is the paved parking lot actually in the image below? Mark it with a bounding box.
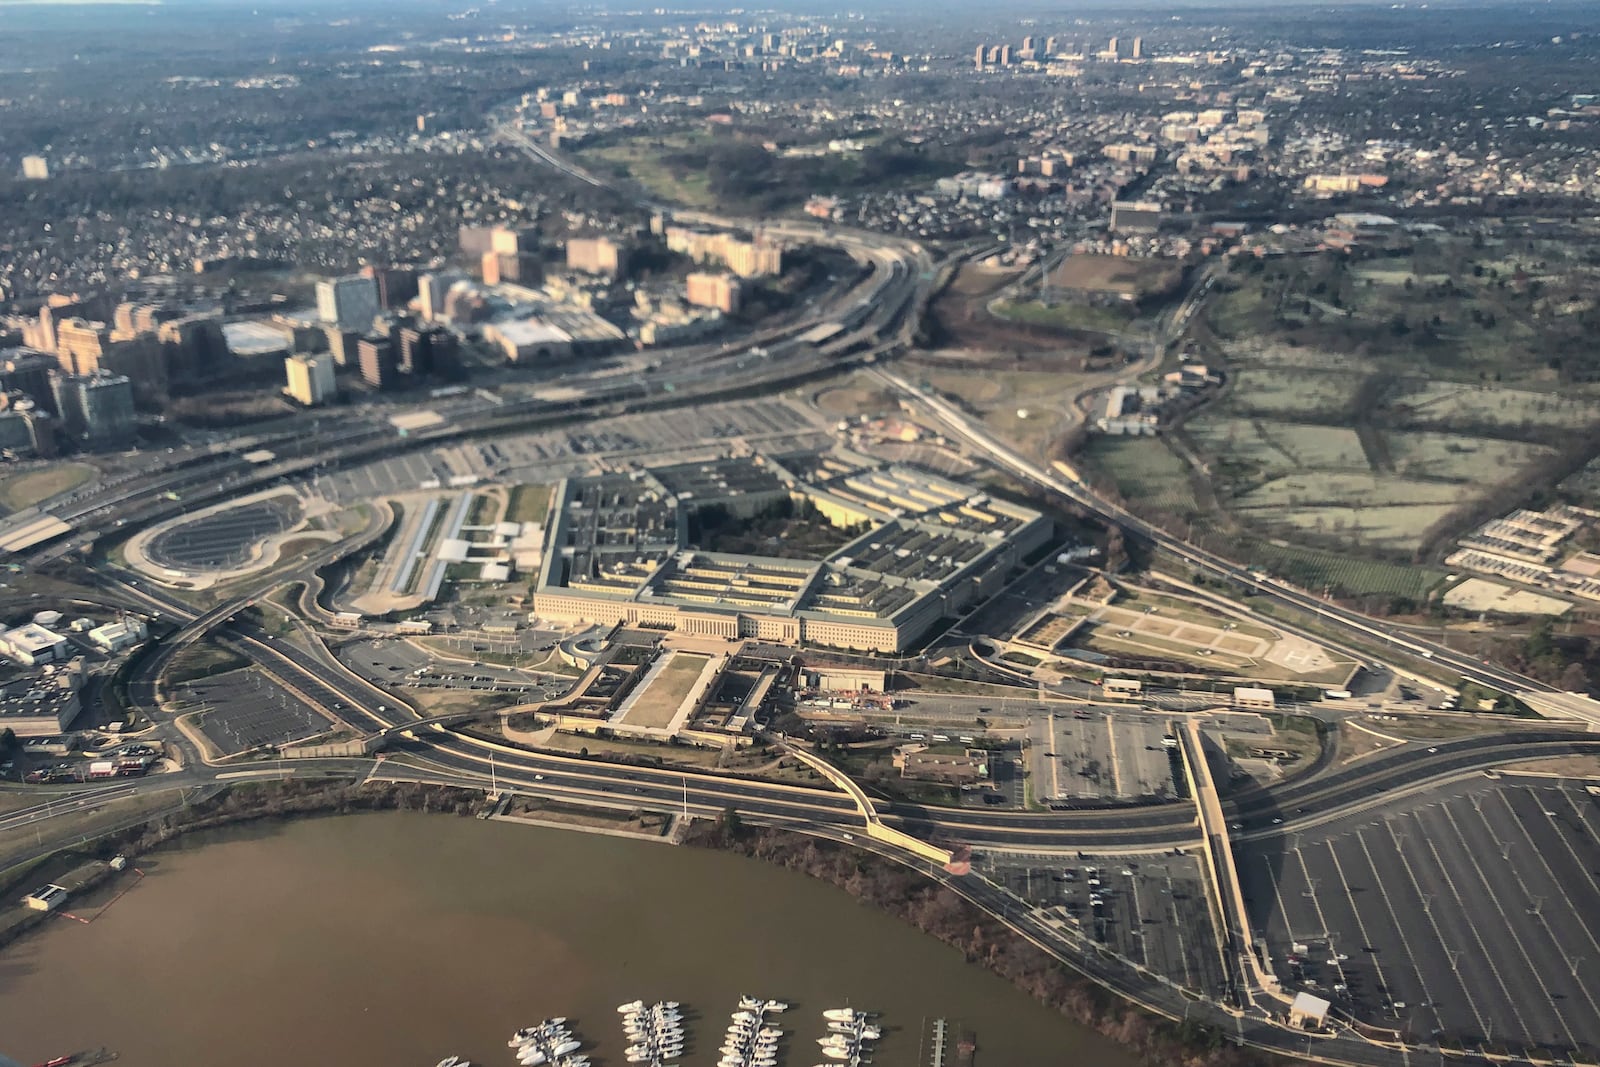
[1030,710,1181,804]
[315,398,832,508]
[148,496,300,570]
[1239,779,1600,1057]
[982,850,1229,999]
[338,638,573,702]
[178,669,330,754]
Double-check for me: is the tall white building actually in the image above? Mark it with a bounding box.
[315,274,381,331]
[21,155,49,180]
[418,273,446,322]
[283,352,336,406]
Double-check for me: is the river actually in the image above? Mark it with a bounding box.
[0,814,1137,1067]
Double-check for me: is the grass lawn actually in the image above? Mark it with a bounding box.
[993,298,1135,335]
[506,484,553,526]
[517,727,725,770]
[623,653,711,729]
[0,462,95,513]
[163,641,251,684]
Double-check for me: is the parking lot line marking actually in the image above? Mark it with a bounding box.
[1377,821,1489,1038]
[1439,803,1577,1051]
[1511,787,1600,911]
[1491,789,1600,1028]
[1323,839,1392,1011]
[1417,821,1533,1046]
[1261,853,1306,952]
[1047,714,1062,800]
[1161,866,1197,989]
[1104,713,1124,797]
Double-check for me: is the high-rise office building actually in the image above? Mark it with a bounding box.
[52,371,135,448]
[0,394,56,457]
[323,326,361,367]
[566,236,629,277]
[0,348,58,413]
[686,272,743,314]
[356,334,398,390]
[397,324,456,378]
[418,274,447,322]
[481,251,541,286]
[974,44,986,69]
[1045,35,1058,56]
[364,265,420,310]
[1132,36,1143,59]
[283,353,336,407]
[315,274,382,331]
[53,318,112,376]
[1107,36,1120,57]
[998,44,1012,65]
[1021,35,1036,56]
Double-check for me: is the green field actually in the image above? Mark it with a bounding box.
[582,137,718,208]
[1082,436,1200,519]
[505,484,552,526]
[624,653,710,729]
[992,298,1135,334]
[1397,382,1600,432]
[0,462,95,513]
[1242,541,1446,599]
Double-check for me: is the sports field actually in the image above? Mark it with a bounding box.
[0,462,95,513]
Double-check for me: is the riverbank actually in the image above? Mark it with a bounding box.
[682,820,1273,1067]
[3,780,1267,1067]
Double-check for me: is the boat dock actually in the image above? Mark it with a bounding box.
[926,1019,975,1067]
[929,1018,948,1067]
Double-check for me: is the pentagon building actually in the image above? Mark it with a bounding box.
[533,450,1051,653]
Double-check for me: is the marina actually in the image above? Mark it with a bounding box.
[814,1008,880,1067]
[506,1017,588,1067]
[719,996,787,1067]
[619,1001,685,1066]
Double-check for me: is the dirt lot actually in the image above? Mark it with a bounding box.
[924,263,1101,356]
[1048,254,1183,300]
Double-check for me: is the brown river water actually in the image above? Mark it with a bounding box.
[0,813,1137,1067]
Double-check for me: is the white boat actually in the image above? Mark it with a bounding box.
[859,1026,881,1041]
[516,1051,547,1067]
[624,1053,653,1064]
[764,1001,789,1012]
[549,1040,580,1057]
[436,1057,470,1067]
[822,1048,852,1061]
[823,1008,866,1023]
[619,1000,645,1013]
